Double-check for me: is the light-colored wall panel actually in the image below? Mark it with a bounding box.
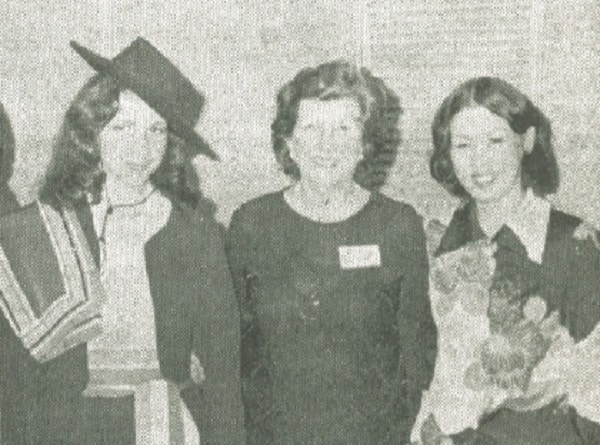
[3,0,360,221]
[1,0,598,226]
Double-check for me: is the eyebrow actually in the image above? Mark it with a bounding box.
[112,119,134,126]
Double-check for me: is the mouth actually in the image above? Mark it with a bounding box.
[471,174,496,188]
[125,161,154,172]
[311,158,339,169]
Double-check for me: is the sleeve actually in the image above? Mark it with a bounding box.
[226,206,273,444]
[568,227,600,444]
[182,216,246,445]
[395,207,438,442]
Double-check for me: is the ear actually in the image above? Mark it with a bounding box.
[357,142,369,161]
[286,136,298,161]
[523,126,535,154]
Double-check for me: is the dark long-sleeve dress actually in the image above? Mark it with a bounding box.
[227,190,437,444]
[437,202,600,445]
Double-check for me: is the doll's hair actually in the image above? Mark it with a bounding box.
[430,76,559,198]
[39,73,201,209]
[272,60,403,190]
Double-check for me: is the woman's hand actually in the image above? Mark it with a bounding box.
[420,414,455,445]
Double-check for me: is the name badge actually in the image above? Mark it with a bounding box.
[338,245,381,269]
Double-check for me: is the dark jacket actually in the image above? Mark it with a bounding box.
[0,200,245,445]
[439,202,600,445]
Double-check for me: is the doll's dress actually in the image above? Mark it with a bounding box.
[412,196,600,445]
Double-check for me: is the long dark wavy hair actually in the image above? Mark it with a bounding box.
[0,101,19,214]
[430,76,559,198]
[39,73,202,209]
[272,60,403,190]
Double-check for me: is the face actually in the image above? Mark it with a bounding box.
[287,98,363,188]
[450,106,528,204]
[100,90,168,188]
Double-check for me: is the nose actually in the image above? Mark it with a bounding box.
[470,140,491,171]
[127,134,153,163]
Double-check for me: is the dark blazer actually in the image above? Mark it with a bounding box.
[438,202,600,445]
[0,200,245,445]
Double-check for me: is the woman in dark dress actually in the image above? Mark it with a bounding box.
[227,60,437,444]
[414,77,600,445]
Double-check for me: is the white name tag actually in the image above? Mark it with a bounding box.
[338,245,381,269]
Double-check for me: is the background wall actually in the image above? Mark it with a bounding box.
[1,0,598,226]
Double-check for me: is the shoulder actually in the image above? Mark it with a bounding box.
[0,202,46,261]
[436,201,473,255]
[154,202,225,253]
[182,203,223,238]
[548,208,599,253]
[0,201,43,240]
[0,200,37,222]
[229,190,284,230]
[546,207,600,244]
[369,192,423,227]
[548,208,582,236]
[0,186,19,216]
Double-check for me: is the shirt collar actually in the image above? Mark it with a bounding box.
[501,189,551,264]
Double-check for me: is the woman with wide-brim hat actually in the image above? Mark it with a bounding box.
[0,38,245,444]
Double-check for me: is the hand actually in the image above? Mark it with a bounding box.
[420,413,455,445]
[190,352,205,385]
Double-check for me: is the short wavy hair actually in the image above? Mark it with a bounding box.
[272,60,403,190]
[39,73,202,209]
[430,76,559,198]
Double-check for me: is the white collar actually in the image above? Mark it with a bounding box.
[502,189,551,264]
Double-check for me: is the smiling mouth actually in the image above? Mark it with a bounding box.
[126,160,154,169]
[312,158,339,168]
[471,174,496,188]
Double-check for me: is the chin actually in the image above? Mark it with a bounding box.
[464,180,513,203]
[470,190,509,204]
[121,176,152,189]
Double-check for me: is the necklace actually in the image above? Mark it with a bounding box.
[286,182,369,223]
[97,187,157,245]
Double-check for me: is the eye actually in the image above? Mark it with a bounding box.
[149,124,167,135]
[490,136,505,144]
[110,121,133,131]
[453,141,470,150]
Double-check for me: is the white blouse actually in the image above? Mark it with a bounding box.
[87,189,171,390]
[85,190,199,444]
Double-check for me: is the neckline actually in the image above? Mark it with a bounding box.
[438,198,553,264]
[278,188,377,227]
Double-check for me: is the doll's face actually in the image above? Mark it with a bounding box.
[287,98,363,188]
[100,90,167,188]
[450,106,527,204]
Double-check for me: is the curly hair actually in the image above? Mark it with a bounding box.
[271,60,403,190]
[430,76,559,198]
[39,73,201,209]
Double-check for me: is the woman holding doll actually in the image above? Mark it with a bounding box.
[413,77,600,445]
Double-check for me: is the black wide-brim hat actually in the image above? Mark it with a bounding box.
[70,37,218,160]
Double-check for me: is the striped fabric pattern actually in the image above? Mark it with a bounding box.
[0,201,105,362]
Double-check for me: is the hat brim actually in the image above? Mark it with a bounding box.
[69,40,219,160]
